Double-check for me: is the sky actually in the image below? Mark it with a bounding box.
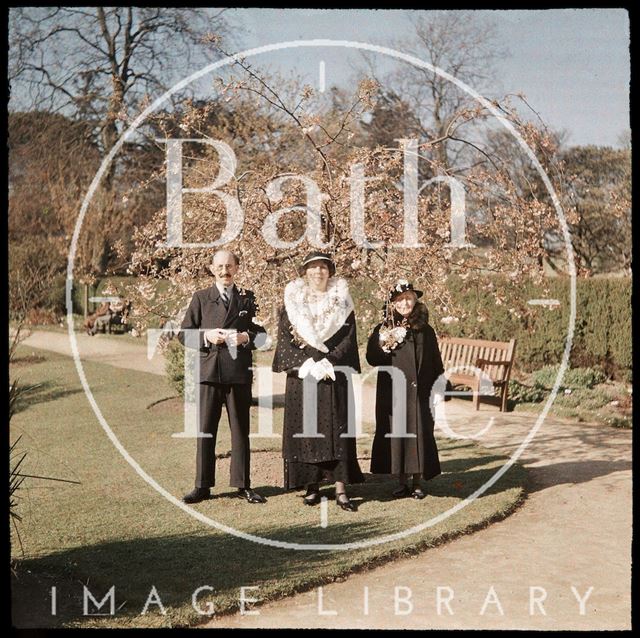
[226,8,630,148]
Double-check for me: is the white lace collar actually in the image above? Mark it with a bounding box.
[284,277,354,353]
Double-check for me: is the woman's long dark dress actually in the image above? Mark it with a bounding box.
[366,318,444,480]
[272,308,364,489]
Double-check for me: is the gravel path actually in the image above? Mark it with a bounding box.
[207,410,632,630]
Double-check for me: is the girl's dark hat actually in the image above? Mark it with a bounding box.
[299,251,336,276]
[388,280,423,302]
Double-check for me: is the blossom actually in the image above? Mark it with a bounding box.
[136,281,155,300]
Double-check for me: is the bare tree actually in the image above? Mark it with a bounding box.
[556,146,631,274]
[8,7,230,274]
[359,11,507,171]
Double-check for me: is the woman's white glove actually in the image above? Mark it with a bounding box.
[298,357,336,381]
[298,357,316,379]
[311,358,336,381]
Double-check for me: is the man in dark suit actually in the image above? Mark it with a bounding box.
[180,250,267,504]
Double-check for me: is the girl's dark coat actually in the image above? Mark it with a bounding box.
[366,303,443,479]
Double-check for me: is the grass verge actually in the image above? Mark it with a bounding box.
[10,345,527,628]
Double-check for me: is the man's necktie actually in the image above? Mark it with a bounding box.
[221,288,229,309]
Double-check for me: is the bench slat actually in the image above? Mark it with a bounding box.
[440,336,512,349]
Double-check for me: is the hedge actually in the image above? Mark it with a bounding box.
[431,276,631,380]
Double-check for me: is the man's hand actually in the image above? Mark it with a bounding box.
[204,329,227,346]
[226,331,249,347]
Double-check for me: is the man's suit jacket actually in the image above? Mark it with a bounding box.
[179,284,266,385]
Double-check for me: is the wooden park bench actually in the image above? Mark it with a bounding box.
[439,337,517,412]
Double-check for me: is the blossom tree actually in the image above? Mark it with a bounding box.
[122,50,569,342]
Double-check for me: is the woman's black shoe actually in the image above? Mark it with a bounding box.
[411,487,426,500]
[303,491,321,506]
[336,493,357,512]
[392,484,411,498]
[303,484,321,506]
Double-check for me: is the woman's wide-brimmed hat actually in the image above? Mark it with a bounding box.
[388,279,423,302]
[299,251,336,276]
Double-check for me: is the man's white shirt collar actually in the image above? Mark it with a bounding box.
[215,282,233,297]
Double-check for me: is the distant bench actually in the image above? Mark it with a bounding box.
[439,337,517,412]
[107,301,131,333]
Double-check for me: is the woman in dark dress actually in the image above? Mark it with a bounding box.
[366,280,444,499]
[272,252,363,511]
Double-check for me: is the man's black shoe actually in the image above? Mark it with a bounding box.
[182,487,212,504]
[237,488,266,504]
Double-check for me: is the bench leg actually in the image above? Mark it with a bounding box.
[473,382,480,411]
[500,385,508,412]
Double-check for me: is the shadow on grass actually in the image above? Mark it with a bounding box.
[196,447,522,506]
[350,457,526,504]
[12,457,527,629]
[12,381,84,414]
[11,517,399,628]
[10,353,48,367]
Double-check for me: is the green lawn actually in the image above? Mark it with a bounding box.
[10,346,527,628]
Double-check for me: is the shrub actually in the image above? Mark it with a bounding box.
[604,416,632,429]
[508,380,546,404]
[164,338,185,396]
[566,367,607,389]
[430,275,631,380]
[9,238,66,321]
[605,279,632,373]
[531,365,607,390]
[46,274,68,316]
[554,387,612,410]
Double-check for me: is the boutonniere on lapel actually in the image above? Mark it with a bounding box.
[236,286,258,316]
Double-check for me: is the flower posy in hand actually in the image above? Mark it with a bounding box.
[379,325,408,353]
